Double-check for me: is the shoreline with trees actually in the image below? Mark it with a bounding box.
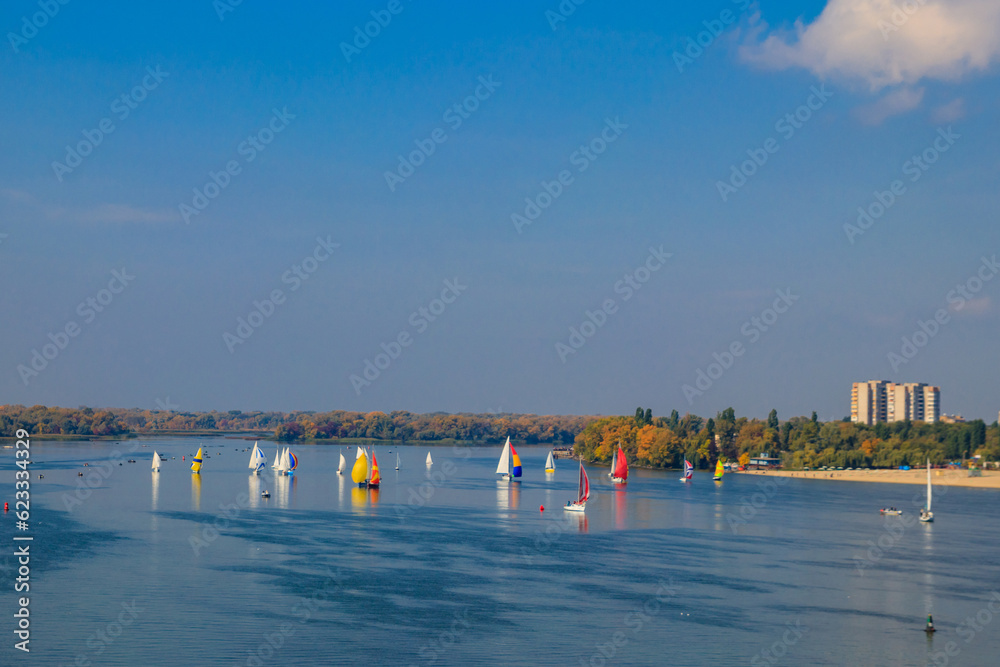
[3,404,997,473]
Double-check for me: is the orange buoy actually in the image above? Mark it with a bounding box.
[539,505,544,512]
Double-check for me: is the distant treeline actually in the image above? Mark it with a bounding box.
[5,404,997,468]
[0,404,591,445]
[574,407,1000,470]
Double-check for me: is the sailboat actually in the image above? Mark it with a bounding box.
[545,450,556,474]
[564,459,591,512]
[395,452,400,471]
[495,436,522,481]
[287,450,298,476]
[680,459,694,482]
[248,442,267,474]
[151,451,161,473]
[356,446,364,460]
[338,450,346,475]
[368,451,381,489]
[352,449,370,488]
[611,443,628,483]
[277,447,290,476]
[271,446,280,469]
[713,459,724,481]
[920,459,934,522]
[426,452,433,466]
[191,447,203,473]
[608,445,617,478]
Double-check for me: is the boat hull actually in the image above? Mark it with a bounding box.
[611,477,627,484]
[545,469,555,473]
[713,476,723,481]
[564,503,586,512]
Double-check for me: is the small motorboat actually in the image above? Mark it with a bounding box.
[880,508,903,515]
[261,490,270,499]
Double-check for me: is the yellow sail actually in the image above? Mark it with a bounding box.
[351,451,369,484]
[714,459,724,478]
[191,447,203,473]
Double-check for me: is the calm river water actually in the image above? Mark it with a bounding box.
[2,437,998,666]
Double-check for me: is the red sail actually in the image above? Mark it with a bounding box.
[578,462,591,504]
[613,445,628,480]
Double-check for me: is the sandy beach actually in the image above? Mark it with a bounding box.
[735,468,1000,489]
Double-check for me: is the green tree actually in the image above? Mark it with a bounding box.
[767,409,779,430]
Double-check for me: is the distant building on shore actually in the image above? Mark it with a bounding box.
[939,414,965,424]
[851,381,940,425]
[748,454,781,470]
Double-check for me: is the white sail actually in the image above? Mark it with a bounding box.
[608,447,617,477]
[278,447,289,473]
[338,450,346,474]
[496,437,511,475]
[426,452,433,465]
[151,451,160,472]
[356,447,364,460]
[545,451,555,471]
[272,447,280,468]
[248,442,267,472]
[927,459,932,512]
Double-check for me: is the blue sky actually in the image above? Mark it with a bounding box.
[2,0,999,421]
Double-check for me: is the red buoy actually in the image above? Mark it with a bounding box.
[539,505,544,512]
[4,502,8,512]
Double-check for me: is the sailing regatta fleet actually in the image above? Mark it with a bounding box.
[170,439,747,514]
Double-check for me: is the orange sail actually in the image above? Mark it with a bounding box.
[369,452,381,487]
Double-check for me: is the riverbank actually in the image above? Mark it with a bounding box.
[735,468,1000,489]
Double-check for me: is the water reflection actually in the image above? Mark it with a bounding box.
[191,473,201,512]
[248,473,261,509]
[151,471,159,512]
[614,487,627,530]
[275,473,295,509]
[496,480,520,517]
[151,471,160,532]
[567,511,588,533]
[351,486,367,512]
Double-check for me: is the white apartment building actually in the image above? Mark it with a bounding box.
[851,381,940,425]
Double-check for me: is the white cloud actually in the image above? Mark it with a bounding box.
[951,296,992,316]
[0,188,35,203]
[2,188,178,224]
[740,0,1000,91]
[854,86,925,124]
[930,97,966,122]
[72,204,178,224]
